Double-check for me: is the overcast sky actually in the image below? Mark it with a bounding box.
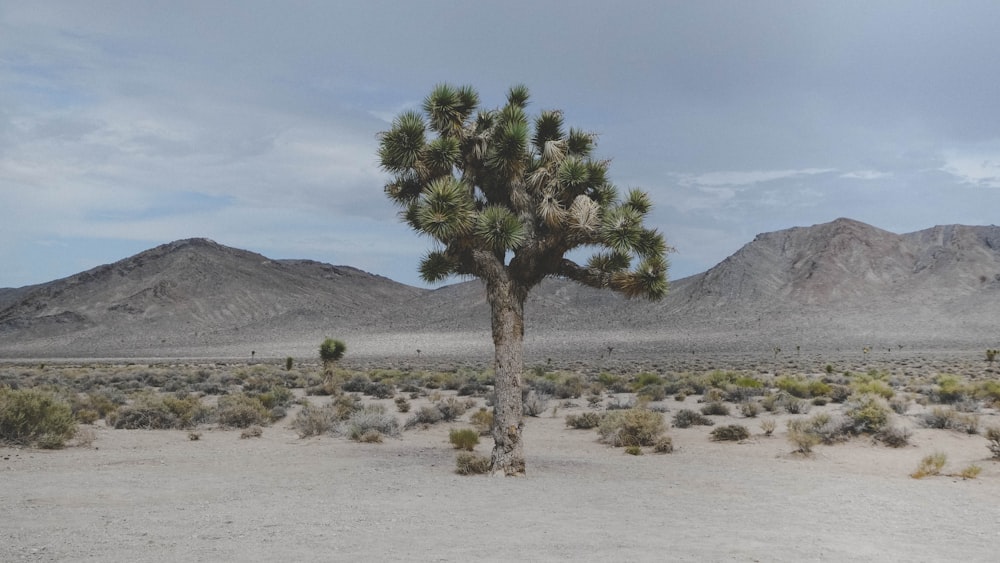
[3,1,1000,289]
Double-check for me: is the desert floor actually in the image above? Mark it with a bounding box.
[3,358,1000,563]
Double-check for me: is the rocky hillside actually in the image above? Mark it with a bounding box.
[1,218,998,358]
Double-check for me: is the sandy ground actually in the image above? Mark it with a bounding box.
[3,390,999,562]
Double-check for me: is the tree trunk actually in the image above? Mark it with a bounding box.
[486,278,527,476]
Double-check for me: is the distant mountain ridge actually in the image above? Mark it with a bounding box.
[1,219,998,358]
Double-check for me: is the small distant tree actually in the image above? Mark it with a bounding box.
[377,84,669,475]
[319,338,346,379]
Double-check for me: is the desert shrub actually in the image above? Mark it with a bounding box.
[786,419,821,454]
[920,407,979,434]
[565,412,603,429]
[672,409,714,428]
[986,427,1000,459]
[394,396,411,413]
[0,388,77,449]
[889,395,910,414]
[455,452,492,475]
[842,394,891,435]
[109,393,208,430]
[240,425,263,439]
[760,418,776,436]
[605,397,636,410]
[975,380,1000,405]
[342,375,371,393]
[523,391,550,417]
[911,452,947,479]
[253,386,294,410]
[216,393,270,428]
[436,397,474,421]
[828,384,852,403]
[959,464,982,480]
[710,424,750,442]
[469,407,494,435]
[852,379,894,399]
[364,381,395,399]
[632,372,664,390]
[876,425,912,448]
[700,402,730,416]
[652,435,674,453]
[291,403,338,438]
[933,374,968,404]
[449,428,480,451]
[702,387,726,403]
[340,404,400,442]
[807,380,832,398]
[781,395,811,414]
[775,376,812,398]
[597,408,666,447]
[624,445,643,455]
[635,384,667,402]
[404,405,445,429]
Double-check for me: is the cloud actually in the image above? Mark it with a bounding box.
[941,149,1000,188]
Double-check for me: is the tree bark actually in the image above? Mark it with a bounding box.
[486,277,527,476]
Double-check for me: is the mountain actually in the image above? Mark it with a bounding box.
[1,219,998,359]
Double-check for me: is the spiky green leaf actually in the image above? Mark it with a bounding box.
[378,111,426,172]
[567,127,594,157]
[507,84,530,108]
[419,250,458,283]
[533,110,564,153]
[475,205,526,250]
[601,206,643,252]
[624,188,653,215]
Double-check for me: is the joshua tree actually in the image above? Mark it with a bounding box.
[319,338,346,380]
[377,84,668,475]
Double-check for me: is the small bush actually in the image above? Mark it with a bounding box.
[875,425,912,448]
[760,418,776,436]
[436,397,473,421]
[889,395,910,414]
[852,379,894,399]
[911,452,947,479]
[404,405,445,429]
[290,403,338,438]
[240,425,263,439]
[672,409,714,428]
[842,394,891,435]
[217,393,271,428]
[986,426,1000,459]
[597,408,666,447]
[523,391,550,417]
[700,402,730,416]
[469,407,494,435]
[781,395,811,414]
[340,404,400,442]
[449,428,480,451]
[455,452,492,475]
[0,388,77,449]
[565,412,603,429]
[653,435,674,453]
[786,419,820,454]
[921,407,979,434]
[739,401,760,418]
[394,396,411,413]
[624,445,643,455]
[710,424,750,442]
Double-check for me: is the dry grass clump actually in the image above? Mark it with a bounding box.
[652,435,674,453]
[597,408,666,448]
[958,464,982,480]
[449,428,480,451]
[709,424,750,442]
[0,387,77,449]
[911,452,947,479]
[760,418,776,436]
[786,419,821,454]
[291,402,338,438]
[700,401,730,416]
[455,452,492,475]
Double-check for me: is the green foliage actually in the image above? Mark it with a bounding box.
[0,388,77,448]
[377,83,669,297]
[987,349,998,363]
[449,428,480,451]
[933,374,969,403]
[624,445,643,456]
[469,407,494,435]
[700,402,730,416]
[842,394,891,435]
[597,408,666,447]
[109,393,208,430]
[319,338,347,365]
[285,357,294,371]
[710,424,750,442]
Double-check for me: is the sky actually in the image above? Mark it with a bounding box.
[3,1,1000,289]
